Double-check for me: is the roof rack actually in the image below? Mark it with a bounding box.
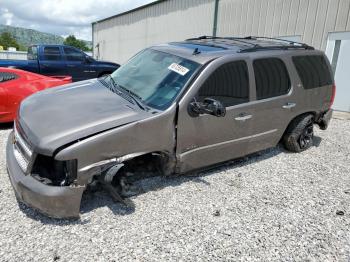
[239,45,315,53]
[185,35,258,48]
[185,35,314,53]
[248,36,308,46]
[240,36,314,52]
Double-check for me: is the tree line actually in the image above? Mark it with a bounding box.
[0,32,91,52]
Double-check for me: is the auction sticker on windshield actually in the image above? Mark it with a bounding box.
[168,63,189,76]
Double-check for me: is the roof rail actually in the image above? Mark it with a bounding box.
[238,36,314,52]
[185,35,314,53]
[185,35,258,47]
[247,36,313,48]
[239,45,315,53]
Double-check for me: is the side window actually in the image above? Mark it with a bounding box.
[292,55,333,89]
[253,58,291,100]
[27,46,38,60]
[0,72,18,83]
[198,60,249,107]
[63,47,85,62]
[43,47,61,61]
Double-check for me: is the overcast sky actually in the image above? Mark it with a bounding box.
[0,0,155,41]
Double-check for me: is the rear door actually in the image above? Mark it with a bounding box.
[39,46,67,76]
[245,56,296,154]
[176,57,256,173]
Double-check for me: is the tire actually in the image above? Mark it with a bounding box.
[283,114,314,153]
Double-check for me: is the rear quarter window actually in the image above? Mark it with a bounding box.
[0,72,18,83]
[292,55,333,89]
[27,46,38,60]
[253,58,291,100]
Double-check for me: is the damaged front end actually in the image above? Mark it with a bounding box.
[7,124,175,218]
[6,127,84,218]
[81,152,173,207]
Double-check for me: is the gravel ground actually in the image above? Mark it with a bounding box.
[0,119,349,261]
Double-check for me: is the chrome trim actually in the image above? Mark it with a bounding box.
[234,114,253,121]
[282,102,296,109]
[14,125,32,158]
[13,144,29,172]
[182,129,278,156]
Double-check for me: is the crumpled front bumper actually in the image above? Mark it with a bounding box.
[6,131,85,218]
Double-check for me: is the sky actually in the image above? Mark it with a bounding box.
[0,0,155,41]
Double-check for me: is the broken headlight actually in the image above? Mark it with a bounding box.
[31,155,77,186]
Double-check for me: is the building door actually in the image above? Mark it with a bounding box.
[326,32,350,112]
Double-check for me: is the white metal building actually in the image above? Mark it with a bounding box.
[92,0,350,112]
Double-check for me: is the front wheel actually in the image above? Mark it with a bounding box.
[283,114,314,153]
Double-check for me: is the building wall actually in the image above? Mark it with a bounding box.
[217,0,350,51]
[0,51,27,60]
[93,0,215,63]
[93,0,350,63]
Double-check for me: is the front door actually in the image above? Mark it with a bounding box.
[63,47,95,81]
[176,58,255,173]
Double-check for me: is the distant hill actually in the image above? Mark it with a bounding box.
[0,24,92,49]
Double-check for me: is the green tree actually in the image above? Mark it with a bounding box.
[0,32,20,50]
[64,35,90,52]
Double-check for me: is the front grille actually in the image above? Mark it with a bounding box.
[13,125,33,173]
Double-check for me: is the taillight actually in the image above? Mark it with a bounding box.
[330,84,336,108]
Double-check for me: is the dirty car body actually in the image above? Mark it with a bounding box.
[6,37,335,218]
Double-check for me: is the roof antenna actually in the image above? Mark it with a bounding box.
[193,48,201,55]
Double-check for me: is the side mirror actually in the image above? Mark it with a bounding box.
[188,98,226,117]
[85,56,94,63]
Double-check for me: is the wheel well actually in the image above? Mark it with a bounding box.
[280,112,316,142]
[117,152,175,178]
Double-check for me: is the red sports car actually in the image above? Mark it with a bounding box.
[0,68,72,123]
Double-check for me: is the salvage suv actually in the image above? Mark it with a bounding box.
[6,36,335,218]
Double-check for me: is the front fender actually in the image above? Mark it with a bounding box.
[54,104,177,183]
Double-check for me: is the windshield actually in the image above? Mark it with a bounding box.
[110,49,200,110]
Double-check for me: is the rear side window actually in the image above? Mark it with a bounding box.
[198,60,249,107]
[0,72,18,83]
[292,55,333,89]
[43,47,61,61]
[253,58,291,100]
[27,46,38,60]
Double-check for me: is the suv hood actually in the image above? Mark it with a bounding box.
[18,79,151,155]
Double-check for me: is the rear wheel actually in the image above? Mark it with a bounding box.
[283,114,314,152]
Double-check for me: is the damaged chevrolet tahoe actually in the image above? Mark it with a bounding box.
[6,36,335,218]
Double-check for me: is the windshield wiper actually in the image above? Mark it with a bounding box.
[107,75,147,111]
[117,85,147,110]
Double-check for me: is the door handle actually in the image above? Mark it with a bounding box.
[234,113,252,121]
[282,102,296,109]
